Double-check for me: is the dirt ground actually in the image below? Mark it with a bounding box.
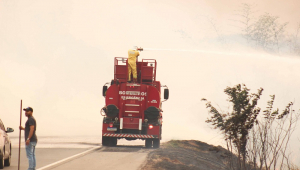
[141,140,234,170]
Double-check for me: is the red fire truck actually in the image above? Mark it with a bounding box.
[101,57,169,148]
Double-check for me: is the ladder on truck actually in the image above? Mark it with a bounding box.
[120,83,144,134]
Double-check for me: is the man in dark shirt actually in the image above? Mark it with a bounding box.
[19,107,37,170]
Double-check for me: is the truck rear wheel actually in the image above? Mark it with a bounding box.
[110,138,117,147]
[102,137,117,147]
[145,139,152,148]
[153,139,160,148]
[102,136,109,146]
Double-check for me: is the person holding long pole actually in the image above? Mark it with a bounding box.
[18,100,22,170]
[19,107,38,170]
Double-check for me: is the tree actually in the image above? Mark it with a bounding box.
[202,84,263,170]
[235,3,256,44]
[247,96,300,170]
[234,3,296,55]
[250,13,288,52]
[287,23,300,55]
[204,16,227,45]
[203,85,300,170]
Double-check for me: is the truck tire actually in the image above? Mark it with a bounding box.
[110,138,117,147]
[102,136,109,146]
[0,153,4,169]
[4,152,10,166]
[153,139,160,148]
[145,139,152,148]
[103,137,117,147]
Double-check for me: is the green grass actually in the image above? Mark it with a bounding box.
[165,140,181,148]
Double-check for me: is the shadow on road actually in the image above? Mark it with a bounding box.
[101,145,151,152]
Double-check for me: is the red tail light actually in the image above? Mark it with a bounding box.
[148,124,153,129]
[109,123,113,128]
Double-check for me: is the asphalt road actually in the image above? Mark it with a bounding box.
[5,148,88,170]
[4,145,149,170]
[49,146,149,170]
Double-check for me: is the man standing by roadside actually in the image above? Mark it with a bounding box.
[19,107,37,170]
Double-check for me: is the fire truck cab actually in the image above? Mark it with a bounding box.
[101,57,169,148]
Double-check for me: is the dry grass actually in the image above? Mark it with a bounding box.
[141,140,300,170]
[141,140,234,170]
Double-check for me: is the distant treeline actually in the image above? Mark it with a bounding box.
[237,3,300,55]
[209,3,300,56]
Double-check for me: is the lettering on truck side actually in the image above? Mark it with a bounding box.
[119,91,147,96]
[121,96,145,101]
[119,91,147,101]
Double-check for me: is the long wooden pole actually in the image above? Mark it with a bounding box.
[18,100,22,170]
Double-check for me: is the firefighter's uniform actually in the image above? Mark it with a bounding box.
[128,49,140,82]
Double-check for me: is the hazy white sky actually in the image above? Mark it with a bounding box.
[1,0,300,163]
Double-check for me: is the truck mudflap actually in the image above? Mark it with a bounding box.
[103,133,158,138]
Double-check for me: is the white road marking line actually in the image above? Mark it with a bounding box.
[37,146,101,170]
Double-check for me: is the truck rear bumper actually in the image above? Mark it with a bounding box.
[103,133,158,139]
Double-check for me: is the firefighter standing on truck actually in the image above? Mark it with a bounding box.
[128,46,142,82]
